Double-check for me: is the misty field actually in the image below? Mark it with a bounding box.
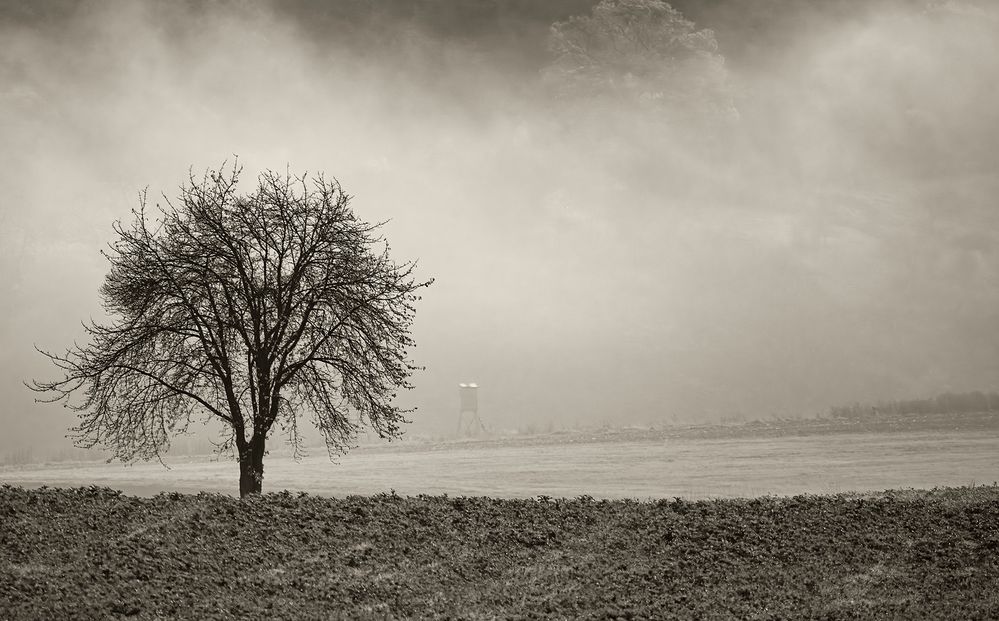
[3,485,999,620]
[3,425,997,499]
[4,423,999,619]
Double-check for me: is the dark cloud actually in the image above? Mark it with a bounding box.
[2,0,997,458]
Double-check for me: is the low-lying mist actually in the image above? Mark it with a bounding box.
[2,0,997,456]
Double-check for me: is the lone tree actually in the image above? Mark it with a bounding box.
[30,164,432,496]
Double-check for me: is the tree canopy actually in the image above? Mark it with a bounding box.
[30,165,432,496]
[546,0,733,117]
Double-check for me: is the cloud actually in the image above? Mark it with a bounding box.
[2,0,997,457]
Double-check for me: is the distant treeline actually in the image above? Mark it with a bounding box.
[830,391,999,419]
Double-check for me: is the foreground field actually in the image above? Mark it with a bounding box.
[2,486,998,619]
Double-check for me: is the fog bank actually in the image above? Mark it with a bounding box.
[2,0,997,457]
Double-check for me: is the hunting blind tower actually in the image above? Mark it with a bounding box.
[457,383,484,437]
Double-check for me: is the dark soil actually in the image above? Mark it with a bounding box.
[2,485,998,619]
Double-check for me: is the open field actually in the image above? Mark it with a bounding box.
[3,424,997,499]
[3,419,997,618]
[3,485,999,619]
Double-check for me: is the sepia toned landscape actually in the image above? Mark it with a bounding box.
[2,0,999,618]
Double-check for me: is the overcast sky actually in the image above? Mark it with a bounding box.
[2,0,998,457]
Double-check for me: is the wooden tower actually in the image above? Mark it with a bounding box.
[457,383,484,437]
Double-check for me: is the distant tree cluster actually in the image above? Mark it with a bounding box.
[830,391,999,419]
[544,0,734,117]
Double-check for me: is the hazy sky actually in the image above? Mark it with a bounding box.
[2,0,998,457]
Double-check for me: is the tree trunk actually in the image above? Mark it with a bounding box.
[238,435,266,498]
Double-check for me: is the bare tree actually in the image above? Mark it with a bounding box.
[29,164,432,496]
